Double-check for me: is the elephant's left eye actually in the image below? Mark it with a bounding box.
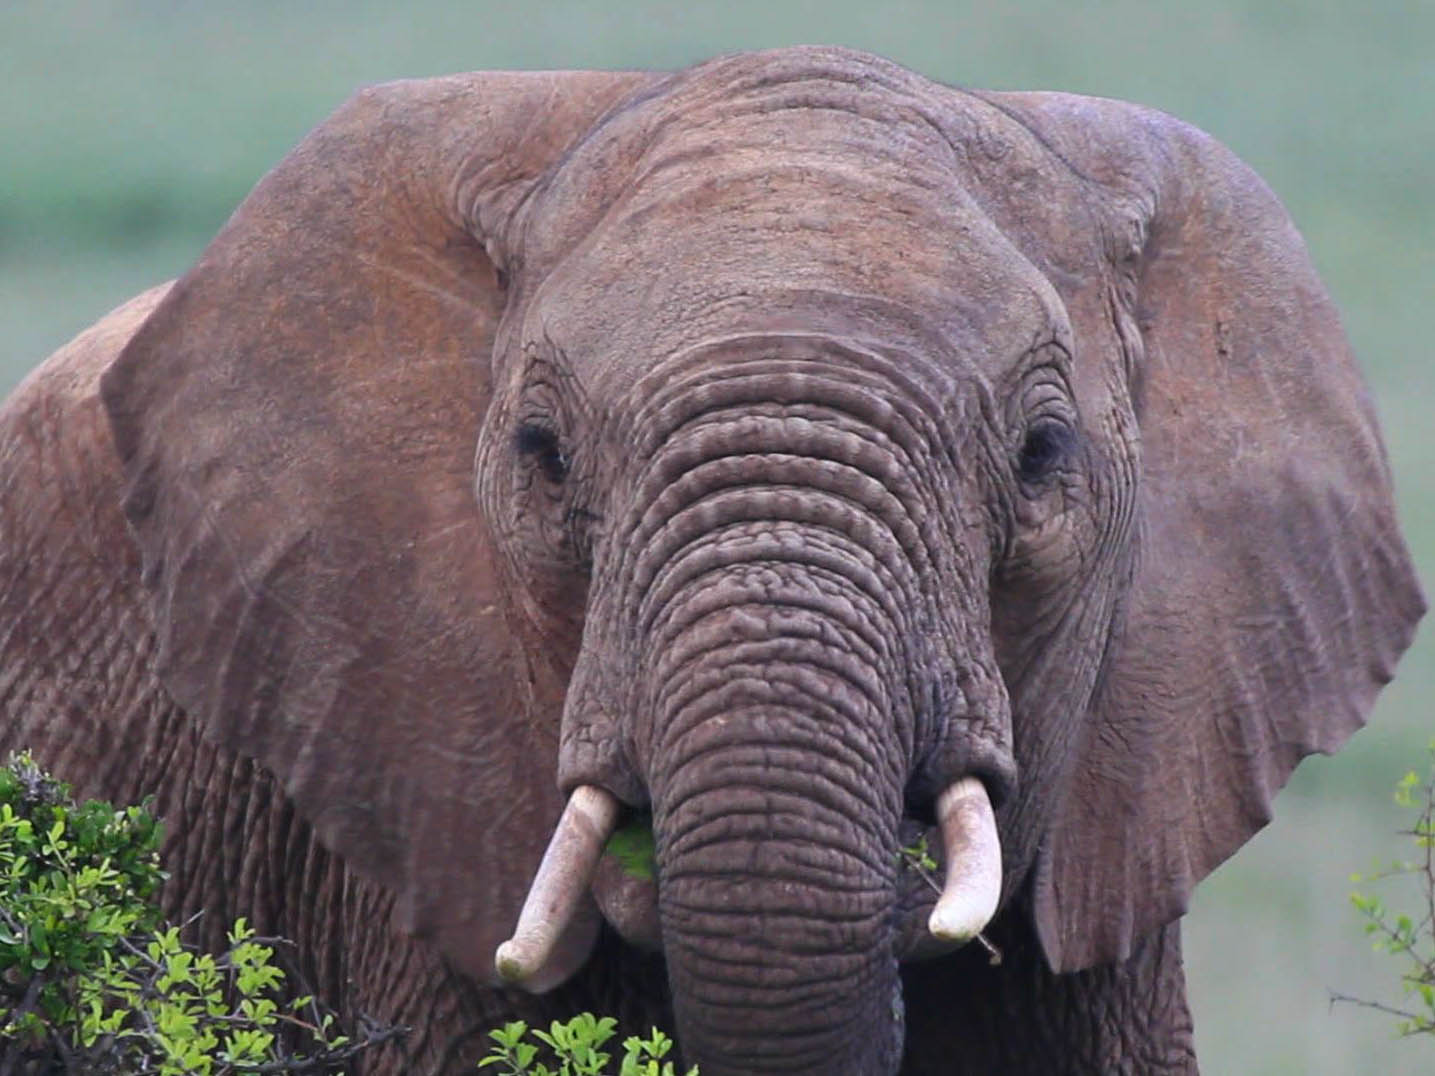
[515,422,571,484]
[1016,421,1074,485]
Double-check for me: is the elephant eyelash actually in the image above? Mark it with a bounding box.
[514,421,571,484]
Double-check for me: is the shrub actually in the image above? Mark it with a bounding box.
[0,752,693,1074]
[479,1014,697,1075]
[0,751,400,1073]
[1337,739,1435,1038]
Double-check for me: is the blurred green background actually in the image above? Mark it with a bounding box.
[2,2,1429,1070]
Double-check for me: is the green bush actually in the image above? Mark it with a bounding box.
[1340,739,1435,1038]
[480,1014,697,1075]
[0,752,400,1073]
[0,752,694,1074]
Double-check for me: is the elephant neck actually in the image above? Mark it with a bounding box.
[901,911,1198,1075]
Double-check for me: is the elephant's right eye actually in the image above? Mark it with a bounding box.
[515,422,570,484]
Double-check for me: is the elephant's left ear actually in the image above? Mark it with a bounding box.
[992,94,1425,973]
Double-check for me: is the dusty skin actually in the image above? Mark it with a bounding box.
[0,47,1423,1075]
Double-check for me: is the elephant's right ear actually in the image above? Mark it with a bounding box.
[101,70,655,988]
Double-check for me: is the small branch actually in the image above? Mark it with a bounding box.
[0,971,50,1076]
[898,843,1003,966]
[1329,990,1426,1024]
[226,1019,407,1073]
[974,933,1003,966]
[1337,749,1435,1038]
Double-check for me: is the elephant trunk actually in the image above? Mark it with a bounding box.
[649,619,906,1076]
[635,516,913,1074]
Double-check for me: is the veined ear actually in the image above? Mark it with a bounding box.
[101,70,657,988]
[987,93,1425,972]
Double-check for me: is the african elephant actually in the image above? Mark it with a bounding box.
[0,46,1423,1075]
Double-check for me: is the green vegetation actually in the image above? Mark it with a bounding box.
[481,1015,696,1076]
[897,835,1002,965]
[0,752,693,1073]
[605,816,657,882]
[1337,742,1435,1038]
[0,752,399,1074]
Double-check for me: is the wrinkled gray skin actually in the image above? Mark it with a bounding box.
[0,48,1424,1075]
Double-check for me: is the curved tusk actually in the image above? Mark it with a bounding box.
[495,784,621,986]
[927,776,1002,944]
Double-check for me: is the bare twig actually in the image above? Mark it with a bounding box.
[1328,990,1427,1024]
[898,840,1003,966]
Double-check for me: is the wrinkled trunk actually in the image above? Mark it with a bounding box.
[649,618,906,1075]
[634,538,913,1075]
[659,819,901,1071]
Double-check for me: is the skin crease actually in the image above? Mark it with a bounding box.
[0,47,1424,1075]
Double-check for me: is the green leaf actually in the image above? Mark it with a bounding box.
[605,818,657,881]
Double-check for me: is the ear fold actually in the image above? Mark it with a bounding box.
[101,70,654,987]
[989,95,1424,972]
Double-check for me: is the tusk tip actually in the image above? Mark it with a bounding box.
[494,939,535,984]
[927,905,990,944]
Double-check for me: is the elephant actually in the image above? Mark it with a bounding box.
[0,45,1424,1075]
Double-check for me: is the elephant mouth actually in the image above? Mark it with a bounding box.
[495,777,1002,988]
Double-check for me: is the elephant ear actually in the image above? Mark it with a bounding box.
[101,70,654,987]
[992,94,1425,972]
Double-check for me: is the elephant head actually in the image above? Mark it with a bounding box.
[100,48,1422,1075]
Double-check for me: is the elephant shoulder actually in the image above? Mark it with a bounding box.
[0,283,172,794]
[6,283,172,425]
[2,284,170,559]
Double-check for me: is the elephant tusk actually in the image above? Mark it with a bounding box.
[928,776,1002,944]
[495,784,621,986]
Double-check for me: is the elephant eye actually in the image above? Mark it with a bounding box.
[515,421,570,484]
[1017,422,1073,485]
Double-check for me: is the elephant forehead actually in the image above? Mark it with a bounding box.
[537,175,1058,397]
[519,49,1071,389]
[532,206,1065,401]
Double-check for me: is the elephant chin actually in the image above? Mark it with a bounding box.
[498,778,1004,987]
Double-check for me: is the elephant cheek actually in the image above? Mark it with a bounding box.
[591,848,662,951]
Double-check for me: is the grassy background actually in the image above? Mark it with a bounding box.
[2,3,1430,1070]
